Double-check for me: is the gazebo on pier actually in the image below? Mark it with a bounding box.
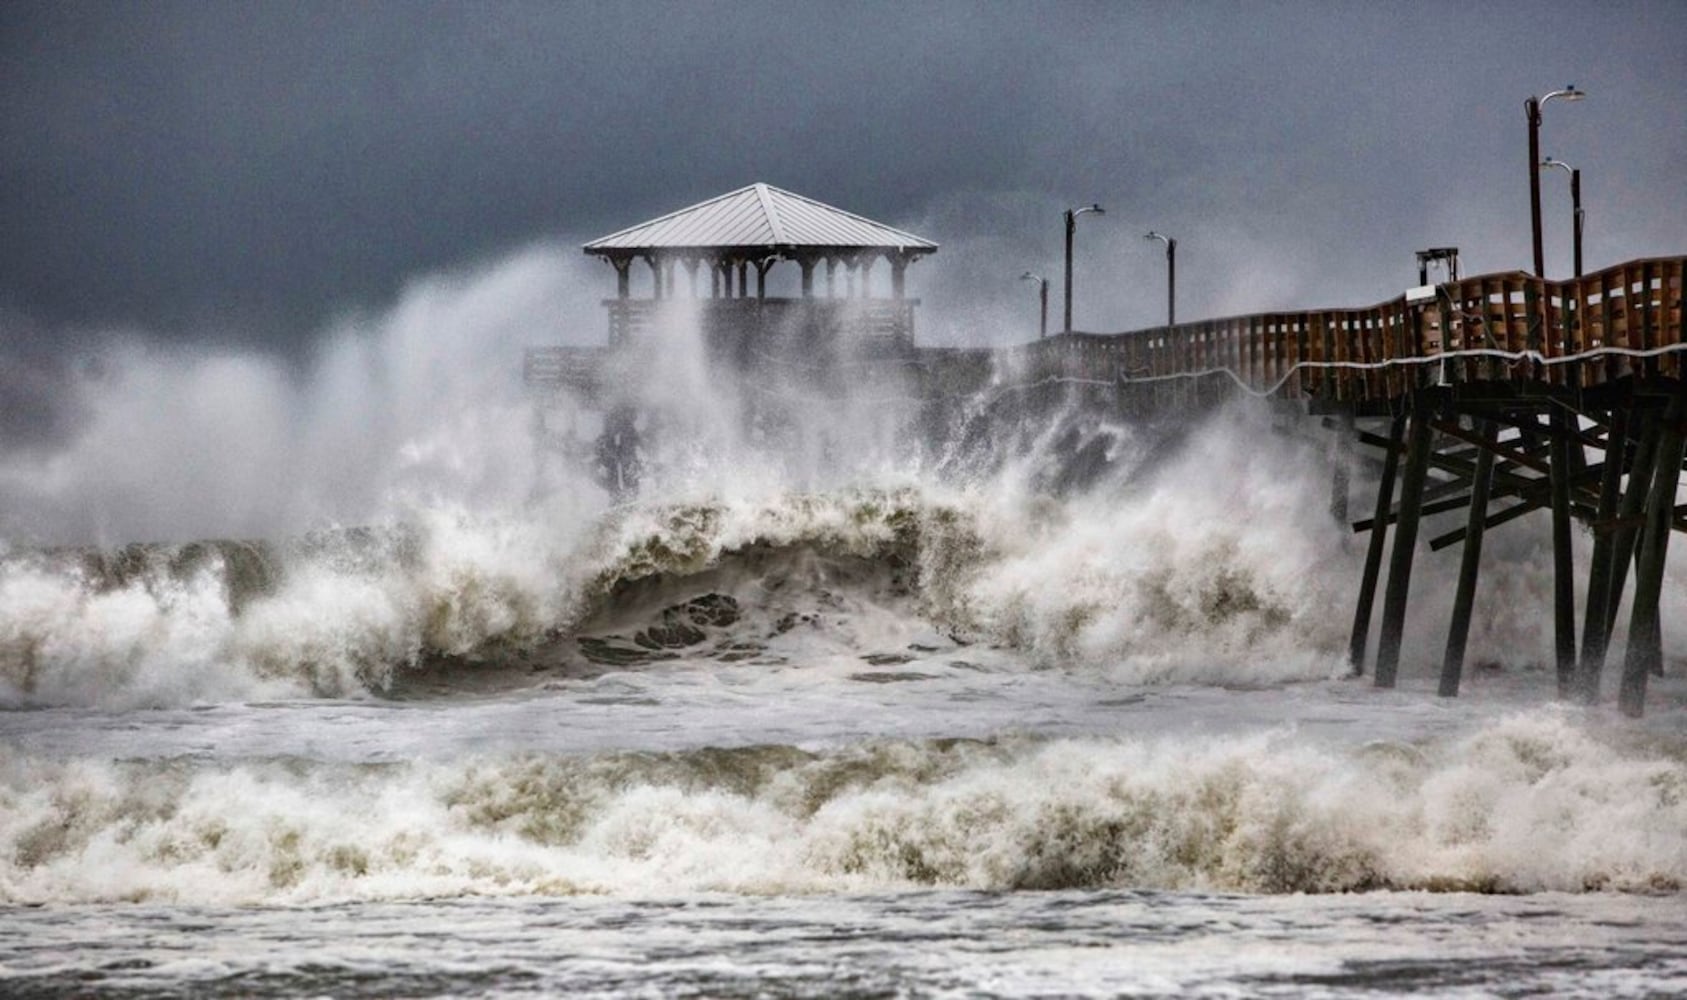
[582,183,938,352]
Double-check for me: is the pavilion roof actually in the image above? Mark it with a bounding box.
[582,183,937,256]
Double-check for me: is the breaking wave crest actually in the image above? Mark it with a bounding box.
[0,434,1361,709]
[4,711,1683,904]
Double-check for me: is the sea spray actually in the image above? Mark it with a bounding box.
[8,436,1675,707]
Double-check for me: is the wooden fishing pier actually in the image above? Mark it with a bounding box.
[526,183,1685,715]
[999,255,1686,716]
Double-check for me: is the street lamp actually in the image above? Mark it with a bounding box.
[1526,85,1585,276]
[1541,156,1584,278]
[1020,271,1049,339]
[1144,231,1176,326]
[1063,203,1104,332]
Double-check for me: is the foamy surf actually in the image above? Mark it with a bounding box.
[2,709,1682,906]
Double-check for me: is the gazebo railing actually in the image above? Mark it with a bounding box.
[604,298,917,350]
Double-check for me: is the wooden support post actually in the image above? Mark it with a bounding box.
[1549,408,1577,696]
[1618,395,1687,717]
[800,258,815,298]
[1376,396,1436,688]
[1440,419,1498,697]
[1350,411,1406,676]
[1604,407,1663,639]
[1329,411,1354,524]
[1575,405,1629,701]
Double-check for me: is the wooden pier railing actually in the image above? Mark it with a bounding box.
[1016,256,1685,406]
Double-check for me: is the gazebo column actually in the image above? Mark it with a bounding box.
[737,261,748,299]
[799,257,815,298]
[844,258,857,298]
[645,253,662,299]
[665,259,677,298]
[612,257,632,299]
[891,254,907,299]
[755,258,773,299]
[857,255,873,298]
[710,258,721,298]
[826,258,838,298]
[682,257,700,298]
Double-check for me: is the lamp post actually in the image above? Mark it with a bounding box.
[1063,203,1104,332]
[1526,85,1585,276]
[1541,156,1584,278]
[1144,231,1176,326]
[1020,271,1049,339]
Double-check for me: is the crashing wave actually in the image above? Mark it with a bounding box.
[0,466,1367,708]
[2,711,1682,904]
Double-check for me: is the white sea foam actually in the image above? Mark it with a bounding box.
[2,709,1682,905]
[4,431,1683,706]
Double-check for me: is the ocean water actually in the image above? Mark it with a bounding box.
[4,254,1686,997]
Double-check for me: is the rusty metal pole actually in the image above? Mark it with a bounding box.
[1528,98,1544,276]
[1063,205,1103,333]
[1167,239,1175,326]
[1063,210,1074,333]
[1571,168,1584,278]
[1528,87,1586,276]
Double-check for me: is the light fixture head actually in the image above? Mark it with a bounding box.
[1543,84,1586,105]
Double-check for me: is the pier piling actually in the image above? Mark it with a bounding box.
[1376,394,1438,688]
[1349,411,1406,675]
[1619,394,1687,716]
[1440,418,1498,697]
[1575,405,1628,701]
[1549,408,1579,696]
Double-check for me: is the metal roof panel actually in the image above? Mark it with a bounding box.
[584,183,936,254]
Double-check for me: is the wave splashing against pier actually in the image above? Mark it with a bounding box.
[4,243,1687,998]
[0,383,1382,709]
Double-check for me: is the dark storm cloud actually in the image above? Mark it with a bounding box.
[2,0,1684,352]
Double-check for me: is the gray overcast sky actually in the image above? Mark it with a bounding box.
[3,0,1685,355]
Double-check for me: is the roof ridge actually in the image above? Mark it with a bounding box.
[753,183,788,244]
[582,184,760,249]
[760,184,933,249]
